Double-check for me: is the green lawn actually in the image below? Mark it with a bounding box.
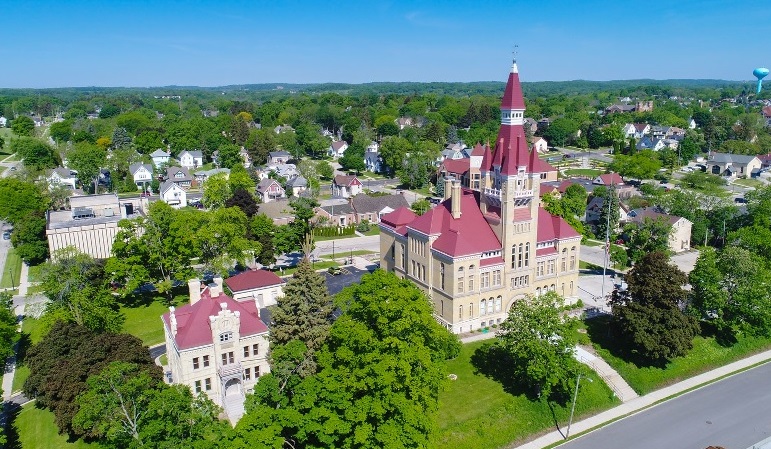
[120,300,170,346]
[321,250,375,259]
[1,246,23,289]
[0,127,17,156]
[362,226,380,236]
[563,168,603,178]
[432,340,618,449]
[732,178,763,189]
[11,403,104,449]
[280,260,339,276]
[583,240,603,247]
[586,316,771,395]
[27,263,45,283]
[12,317,46,393]
[313,232,359,242]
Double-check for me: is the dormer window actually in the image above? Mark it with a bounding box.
[219,331,233,342]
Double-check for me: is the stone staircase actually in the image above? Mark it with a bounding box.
[223,394,245,424]
[574,345,639,402]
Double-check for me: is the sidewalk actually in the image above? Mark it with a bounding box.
[514,349,771,449]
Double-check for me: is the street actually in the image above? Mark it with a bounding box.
[559,361,771,449]
[314,235,380,256]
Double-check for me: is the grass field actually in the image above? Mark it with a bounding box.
[563,168,603,178]
[586,316,771,395]
[432,340,618,449]
[10,403,103,449]
[27,263,45,283]
[120,300,170,346]
[280,260,339,276]
[1,246,23,289]
[313,232,359,242]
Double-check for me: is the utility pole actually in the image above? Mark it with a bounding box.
[566,374,593,439]
[601,182,613,304]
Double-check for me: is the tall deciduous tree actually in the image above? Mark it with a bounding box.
[11,115,35,136]
[496,292,582,399]
[623,217,673,263]
[610,252,699,365]
[67,142,107,193]
[595,184,620,240]
[202,172,232,209]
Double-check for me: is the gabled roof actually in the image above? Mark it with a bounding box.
[333,175,360,186]
[380,207,418,231]
[633,123,649,132]
[708,152,760,164]
[129,163,152,175]
[351,193,409,215]
[269,150,291,158]
[440,158,471,175]
[501,62,526,110]
[225,269,284,292]
[49,167,74,178]
[536,207,581,243]
[286,176,307,187]
[160,180,184,195]
[319,202,355,215]
[628,207,684,226]
[762,106,771,118]
[257,178,283,192]
[180,150,203,158]
[331,141,347,150]
[162,287,268,351]
[151,149,170,157]
[165,166,191,181]
[470,143,486,157]
[594,173,624,186]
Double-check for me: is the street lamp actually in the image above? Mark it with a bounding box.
[9,267,15,290]
[565,373,593,439]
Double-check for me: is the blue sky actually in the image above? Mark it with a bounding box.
[2,0,769,88]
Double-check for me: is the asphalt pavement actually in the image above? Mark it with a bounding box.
[557,361,771,449]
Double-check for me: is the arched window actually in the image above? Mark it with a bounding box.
[440,263,445,290]
[495,296,502,312]
[536,287,542,297]
[525,243,530,267]
[518,243,523,268]
[480,299,487,316]
[511,245,517,268]
[487,297,494,315]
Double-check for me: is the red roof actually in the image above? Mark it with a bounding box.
[480,256,504,267]
[162,288,268,351]
[596,173,624,186]
[536,247,558,257]
[331,141,347,150]
[501,63,526,110]
[536,207,581,243]
[408,190,501,257]
[480,143,493,171]
[441,158,471,175]
[763,106,771,118]
[225,269,284,293]
[380,207,418,228]
[470,143,486,157]
[633,123,648,132]
[333,175,361,186]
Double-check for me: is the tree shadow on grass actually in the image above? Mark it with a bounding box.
[584,315,668,368]
[2,401,22,449]
[699,321,738,347]
[470,342,539,400]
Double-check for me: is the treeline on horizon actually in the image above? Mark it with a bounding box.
[0,78,760,103]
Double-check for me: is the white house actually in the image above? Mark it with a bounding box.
[47,167,78,189]
[129,163,154,190]
[240,148,252,168]
[268,151,291,165]
[0,116,7,127]
[328,141,349,159]
[179,150,204,170]
[162,278,270,424]
[256,179,285,203]
[160,181,187,209]
[285,176,308,197]
[332,175,363,198]
[151,149,171,169]
[224,269,285,307]
[531,137,548,154]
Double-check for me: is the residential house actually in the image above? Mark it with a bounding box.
[129,163,154,190]
[605,101,653,114]
[379,59,582,334]
[224,269,285,307]
[706,153,762,178]
[632,123,650,139]
[166,166,193,190]
[269,163,299,180]
[626,207,692,253]
[162,278,270,424]
[285,176,308,197]
[47,167,78,189]
[151,149,171,169]
[622,123,637,138]
[540,178,597,198]
[240,148,252,168]
[763,106,771,127]
[584,196,630,227]
[316,202,357,226]
[364,148,382,173]
[328,141,349,159]
[636,136,666,151]
[179,150,204,169]
[396,117,413,130]
[537,117,552,132]
[268,151,291,165]
[160,181,187,209]
[688,117,697,129]
[592,172,624,186]
[441,142,468,161]
[531,137,548,154]
[437,158,471,188]
[0,116,6,127]
[273,124,294,134]
[194,168,230,185]
[523,117,538,135]
[46,194,142,259]
[350,193,410,224]
[332,175,363,198]
[256,179,285,203]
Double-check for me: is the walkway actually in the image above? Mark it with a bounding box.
[513,349,771,449]
[574,346,637,402]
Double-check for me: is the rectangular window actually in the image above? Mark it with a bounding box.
[194,380,202,393]
[570,255,576,270]
[244,368,251,380]
[255,366,261,377]
[244,346,250,358]
[252,344,259,355]
[459,305,463,319]
[481,272,490,289]
[458,279,464,293]
[192,357,199,370]
[221,352,234,365]
[468,275,474,291]
[219,332,232,342]
[203,355,210,367]
[495,297,502,312]
[493,270,501,286]
[205,378,211,391]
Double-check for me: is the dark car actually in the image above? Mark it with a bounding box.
[734,197,748,204]
[428,197,442,205]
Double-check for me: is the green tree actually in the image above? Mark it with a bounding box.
[49,120,73,143]
[11,212,49,264]
[609,252,699,365]
[542,118,579,147]
[623,217,673,263]
[0,178,48,223]
[11,115,35,136]
[411,198,430,215]
[229,164,256,193]
[251,213,277,266]
[595,185,620,240]
[67,142,107,193]
[197,206,258,275]
[315,160,334,180]
[202,172,232,209]
[10,137,59,171]
[398,150,433,189]
[338,140,366,174]
[226,187,260,218]
[609,150,662,180]
[379,136,412,177]
[496,292,582,399]
[41,247,123,332]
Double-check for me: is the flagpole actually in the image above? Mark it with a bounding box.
[601,180,613,307]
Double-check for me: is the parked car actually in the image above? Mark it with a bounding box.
[327,266,342,275]
[734,197,748,204]
[2,231,11,240]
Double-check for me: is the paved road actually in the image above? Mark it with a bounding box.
[315,235,380,256]
[559,362,771,449]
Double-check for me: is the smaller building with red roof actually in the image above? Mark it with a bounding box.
[162,277,270,423]
[225,269,285,307]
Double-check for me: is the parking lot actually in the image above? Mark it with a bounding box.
[322,266,371,296]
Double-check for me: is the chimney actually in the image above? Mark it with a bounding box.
[169,306,177,336]
[451,181,462,219]
[188,279,201,305]
[443,177,452,201]
[210,277,224,298]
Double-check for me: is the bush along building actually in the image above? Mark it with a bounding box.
[379,59,582,334]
